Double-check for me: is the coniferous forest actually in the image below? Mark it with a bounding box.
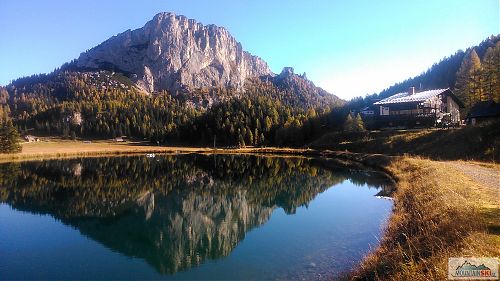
[1,67,344,148]
[1,35,499,151]
[348,35,500,113]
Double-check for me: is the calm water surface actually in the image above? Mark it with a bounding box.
[0,154,393,280]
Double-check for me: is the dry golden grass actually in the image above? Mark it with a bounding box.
[0,140,205,163]
[350,156,500,280]
[0,139,315,163]
[310,121,500,162]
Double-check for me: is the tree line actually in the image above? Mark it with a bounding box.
[0,87,21,153]
[3,69,345,149]
[2,35,497,153]
[454,41,500,111]
[348,35,499,113]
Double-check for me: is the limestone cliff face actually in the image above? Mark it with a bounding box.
[77,12,272,93]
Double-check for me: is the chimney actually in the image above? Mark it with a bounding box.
[408,87,415,95]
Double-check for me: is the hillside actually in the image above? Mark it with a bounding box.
[378,35,499,100]
[72,11,342,108]
[349,35,500,113]
[1,12,343,147]
[309,121,500,162]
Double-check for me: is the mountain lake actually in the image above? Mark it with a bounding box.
[0,154,393,280]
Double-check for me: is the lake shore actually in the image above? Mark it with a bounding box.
[1,140,498,280]
[348,155,500,280]
[0,140,313,163]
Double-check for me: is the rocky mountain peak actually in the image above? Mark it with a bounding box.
[280,67,295,77]
[279,67,308,80]
[77,12,273,93]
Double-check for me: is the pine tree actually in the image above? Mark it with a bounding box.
[238,134,245,148]
[343,113,354,132]
[0,121,21,153]
[355,114,366,132]
[343,113,366,133]
[455,49,484,111]
[481,42,500,102]
[264,116,272,132]
[246,128,253,146]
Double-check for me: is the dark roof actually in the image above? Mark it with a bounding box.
[373,88,464,107]
[467,100,500,118]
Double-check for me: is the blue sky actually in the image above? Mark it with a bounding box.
[0,0,498,99]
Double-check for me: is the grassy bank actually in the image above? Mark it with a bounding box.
[0,140,201,163]
[0,139,316,163]
[310,121,500,162]
[345,155,500,280]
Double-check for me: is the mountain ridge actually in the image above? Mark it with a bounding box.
[1,12,344,146]
[77,12,274,94]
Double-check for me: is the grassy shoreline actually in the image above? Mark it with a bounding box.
[0,140,318,163]
[1,141,498,280]
[348,156,500,280]
[0,139,389,166]
[310,121,500,162]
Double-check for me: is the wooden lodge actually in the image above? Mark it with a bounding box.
[372,87,464,128]
[23,135,40,142]
[466,100,500,125]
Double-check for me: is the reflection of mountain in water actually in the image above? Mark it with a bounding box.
[71,189,274,274]
[0,154,392,275]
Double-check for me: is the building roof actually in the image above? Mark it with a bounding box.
[374,88,449,105]
[361,106,374,111]
[467,100,500,118]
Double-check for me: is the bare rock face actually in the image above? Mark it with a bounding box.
[77,12,273,93]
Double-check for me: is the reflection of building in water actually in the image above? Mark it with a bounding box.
[374,184,394,198]
[60,162,83,177]
[0,154,393,275]
[71,163,83,177]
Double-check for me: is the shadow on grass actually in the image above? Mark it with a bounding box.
[481,207,500,235]
[310,121,500,162]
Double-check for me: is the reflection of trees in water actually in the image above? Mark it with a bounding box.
[0,162,21,202]
[0,154,392,275]
[311,158,395,196]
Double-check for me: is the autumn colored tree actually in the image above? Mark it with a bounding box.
[343,113,365,132]
[455,49,484,111]
[481,42,500,102]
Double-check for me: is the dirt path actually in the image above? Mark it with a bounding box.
[445,161,499,191]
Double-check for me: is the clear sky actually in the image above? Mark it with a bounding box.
[0,0,498,99]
